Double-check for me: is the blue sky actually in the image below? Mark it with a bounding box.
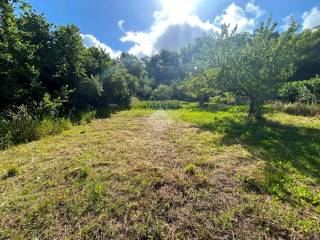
[26,0,320,57]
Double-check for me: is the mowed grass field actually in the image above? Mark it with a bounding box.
[1,105,320,239]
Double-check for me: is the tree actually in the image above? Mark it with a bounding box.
[201,20,298,119]
[49,25,88,112]
[17,8,53,102]
[146,49,182,86]
[292,27,320,81]
[0,0,37,109]
[83,47,112,76]
[119,52,146,79]
[120,52,152,99]
[186,69,219,105]
[99,65,131,106]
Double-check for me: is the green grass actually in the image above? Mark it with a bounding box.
[170,108,320,202]
[0,105,319,239]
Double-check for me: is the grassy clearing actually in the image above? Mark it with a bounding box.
[0,106,319,239]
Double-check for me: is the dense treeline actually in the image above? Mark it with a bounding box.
[0,1,148,114]
[1,0,320,148]
[0,0,149,147]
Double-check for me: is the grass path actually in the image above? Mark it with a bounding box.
[0,109,319,239]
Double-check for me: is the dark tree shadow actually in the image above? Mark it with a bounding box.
[199,117,320,180]
[195,115,320,205]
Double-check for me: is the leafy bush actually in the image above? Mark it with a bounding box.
[279,75,320,103]
[100,65,132,107]
[150,85,173,101]
[210,92,236,106]
[271,101,320,116]
[1,105,40,144]
[0,105,71,150]
[35,118,72,138]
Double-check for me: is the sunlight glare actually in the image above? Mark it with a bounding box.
[159,0,200,21]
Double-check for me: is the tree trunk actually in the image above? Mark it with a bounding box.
[248,96,256,117]
[248,96,263,120]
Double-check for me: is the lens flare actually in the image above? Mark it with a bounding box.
[159,0,200,21]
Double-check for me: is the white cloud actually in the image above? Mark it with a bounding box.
[118,20,125,32]
[302,7,320,30]
[214,1,263,32]
[80,34,121,58]
[120,1,264,57]
[245,0,264,18]
[120,0,218,57]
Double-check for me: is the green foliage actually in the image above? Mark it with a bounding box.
[151,84,173,100]
[0,0,38,109]
[100,65,131,106]
[0,105,71,149]
[191,20,298,118]
[0,1,137,121]
[185,69,219,104]
[292,27,320,81]
[278,75,320,103]
[132,100,182,110]
[76,110,96,124]
[210,92,236,106]
[35,117,72,137]
[271,101,320,116]
[145,49,182,86]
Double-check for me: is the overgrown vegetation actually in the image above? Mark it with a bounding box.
[132,99,182,110]
[271,101,320,116]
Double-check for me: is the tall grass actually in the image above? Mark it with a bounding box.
[0,106,72,150]
[74,110,97,124]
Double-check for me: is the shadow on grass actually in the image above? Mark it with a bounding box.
[202,117,320,179]
[198,115,320,204]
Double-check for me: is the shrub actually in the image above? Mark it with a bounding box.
[35,118,72,138]
[0,120,13,149]
[0,106,72,149]
[271,101,320,116]
[278,75,320,103]
[210,92,236,106]
[2,105,40,143]
[185,69,219,105]
[132,100,182,110]
[151,85,173,101]
[76,110,97,124]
